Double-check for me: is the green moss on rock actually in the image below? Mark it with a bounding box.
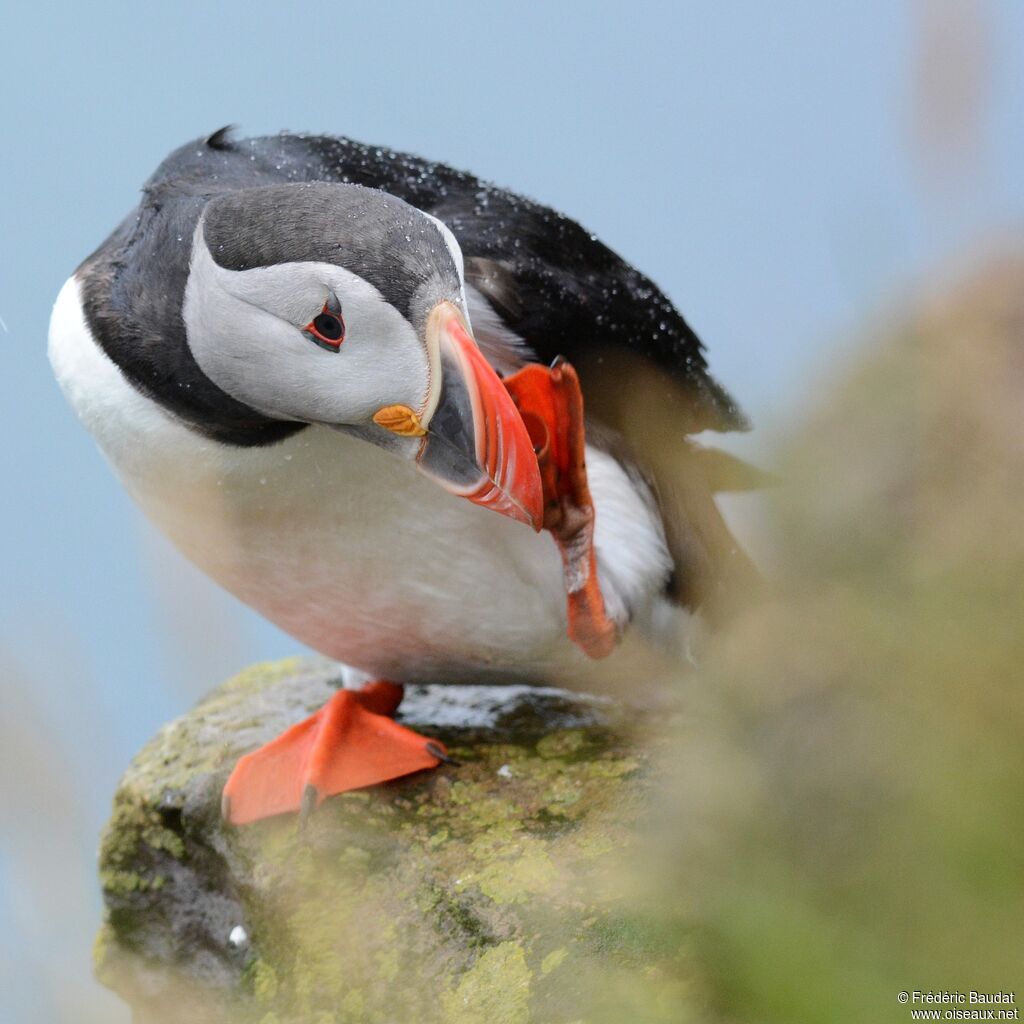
[96,658,682,1023]
[441,942,532,1024]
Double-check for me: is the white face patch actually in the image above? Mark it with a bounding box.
[183,222,431,427]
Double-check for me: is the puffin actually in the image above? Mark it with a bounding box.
[49,128,759,825]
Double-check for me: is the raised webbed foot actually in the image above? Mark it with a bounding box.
[504,358,618,659]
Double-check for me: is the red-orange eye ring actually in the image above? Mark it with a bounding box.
[303,301,345,352]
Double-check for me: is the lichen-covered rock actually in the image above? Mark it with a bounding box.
[95,658,680,1024]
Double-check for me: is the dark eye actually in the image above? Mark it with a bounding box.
[313,312,343,340]
[303,302,345,352]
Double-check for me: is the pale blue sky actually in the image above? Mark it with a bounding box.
[1,2,1022,1021]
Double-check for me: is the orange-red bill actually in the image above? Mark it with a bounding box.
[417,304,543,530]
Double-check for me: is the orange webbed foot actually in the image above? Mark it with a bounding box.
[504,359,619,659]
[221,683,446,825]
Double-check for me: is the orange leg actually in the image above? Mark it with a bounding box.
[221,682,447,825]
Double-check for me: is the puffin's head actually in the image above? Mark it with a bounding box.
[183,182,541,528]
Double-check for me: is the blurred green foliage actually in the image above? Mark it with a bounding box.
[622,253,1024,1023]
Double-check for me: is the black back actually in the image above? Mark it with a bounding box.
[79,129,746,446]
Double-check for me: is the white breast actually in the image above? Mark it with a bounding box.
[49,276,676,690]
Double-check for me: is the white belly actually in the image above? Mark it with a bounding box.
[49,277,677,690]
[139,426,575,681]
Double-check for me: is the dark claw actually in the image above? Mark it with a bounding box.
[425,742,461,767]
[299,783,320,822]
